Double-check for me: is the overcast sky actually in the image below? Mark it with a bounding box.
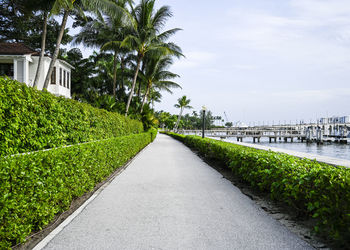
[72,0,350,124]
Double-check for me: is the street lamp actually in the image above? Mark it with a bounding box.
[202,106,207,138]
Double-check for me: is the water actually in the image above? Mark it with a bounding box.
[225,137,350,161]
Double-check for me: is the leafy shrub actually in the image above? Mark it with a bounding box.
[0,77,143,156]
[164,132,350,246]
[0,131,156,249]
[148,128,158,141]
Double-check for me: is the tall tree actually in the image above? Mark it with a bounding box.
[174,95,192,131]
[75,1,130,98]
[43,0,128,90]
[139,54,180,113]
[148,88,162,108]
[32,0,56,87]
[0,0,71,54]
[0,0,31,43]
[32,11,48,87]
[121,0,183,117]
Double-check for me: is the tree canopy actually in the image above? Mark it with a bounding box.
[0,0,186,128]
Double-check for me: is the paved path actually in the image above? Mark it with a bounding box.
[42,134,313,250]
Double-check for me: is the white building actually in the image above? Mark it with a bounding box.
[319,116,350,124]
[0,43,73,98]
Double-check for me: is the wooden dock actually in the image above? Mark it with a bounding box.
[178,123,350,144]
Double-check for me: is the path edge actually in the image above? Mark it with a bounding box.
[32,140,154,250]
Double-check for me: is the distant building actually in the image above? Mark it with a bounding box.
[319,116,350,124]
[0,43,73,98]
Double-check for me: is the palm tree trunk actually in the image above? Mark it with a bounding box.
[33,11,48,88]
[120,57,124,90]
[140,81,151,113]
[125,56,142,117]
[137,80,141,98]
[146,94,150,106]
[43,10,69,90]
[112,50,118,98]
[174,107,184,131]
[137,63,145,98]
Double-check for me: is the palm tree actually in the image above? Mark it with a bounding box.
[23,0,56,87]
[33,11,48,88]
[11,0,54,88]
[148,88,162,108]
[174,95,193,131]
[121,0,183,117]
[43,0,128,90]
[76,0,130,98]
[139,54,180,113]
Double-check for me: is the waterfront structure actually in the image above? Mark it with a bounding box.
[179,121,350,144]
[319,116,350,124]
[0,43,73,98]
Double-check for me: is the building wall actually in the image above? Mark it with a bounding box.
[16,60,24,82]
[0,55,72,98]
[28,56,38,87]
[50,59,72,98]
[35,57,51,90]
[29,56,72,98]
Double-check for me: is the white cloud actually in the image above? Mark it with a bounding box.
[230,64,257,70]
[290,0,350,18]
[241,88,350,105]
[221,10,306,50]
[155,0,350,121]
[219,3,350,70]
[172,51,217,69]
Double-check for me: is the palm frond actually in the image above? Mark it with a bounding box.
[152,5,172,32]
[157,28,182,42]
[101,41,122,51]
[121,34,140,49]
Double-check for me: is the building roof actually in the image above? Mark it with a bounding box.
[0,42,74,69]
[0,43,36,55]
[58,59,75,70]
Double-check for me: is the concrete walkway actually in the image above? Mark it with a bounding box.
[41,134,313,250]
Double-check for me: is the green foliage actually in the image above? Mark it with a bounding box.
[156,111,177,129]
[148,127,158,141]
[138,53,181,113]
[0,130,157,249]
[174,95,192,110]
[157,110,216,130]
[1,0,183,119]
[122,0,183,116]
[65,50,129,110]
[0,0,72,56]
[225,122,233,128]
[164,132,350,246]
[0,77,143,156]
[140,104,159,130]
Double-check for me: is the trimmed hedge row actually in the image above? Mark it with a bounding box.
[164,132,350,245]
[0,77,143,156]
[0,129,157,249]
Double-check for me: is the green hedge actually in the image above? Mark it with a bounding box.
[164,132,350,245]
[0,130,157,249]
[0,77,143,156]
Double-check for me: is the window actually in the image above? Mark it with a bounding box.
[51,67,56,84]
[67,72,70,89]
[59,68,62,85]
[0,63,14,78]
[63,70,66,87]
